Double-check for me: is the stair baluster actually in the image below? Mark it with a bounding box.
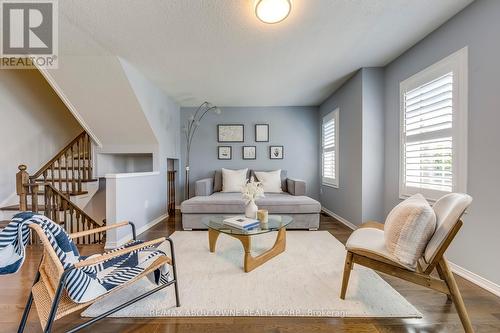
[87,133,93,180]
[50,164,55,187]
[8,131,104,244]
[31,183,39,213]
[65,150,70,193]
[82,133,87,182]
[77,139,82,193]
[58,155,62,190]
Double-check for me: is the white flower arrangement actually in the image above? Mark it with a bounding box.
[241,177,265,204]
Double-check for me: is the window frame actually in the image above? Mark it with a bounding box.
[399,47,468,201]
[322,108,339,188]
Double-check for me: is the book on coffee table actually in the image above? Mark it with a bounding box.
[223,216,260,230]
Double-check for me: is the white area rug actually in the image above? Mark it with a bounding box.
[82,231,421,318]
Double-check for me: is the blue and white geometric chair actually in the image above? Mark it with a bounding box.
[13,217,179,333]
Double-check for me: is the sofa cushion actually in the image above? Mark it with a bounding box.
[254,169,282,193]
[222,168,248,192]
[250,169,287,192]
[214,169,251,192]
[181,192,321,214]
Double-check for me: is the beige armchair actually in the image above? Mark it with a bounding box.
[340,193,474,333]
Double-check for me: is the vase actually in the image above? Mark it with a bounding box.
[245,200,258,219]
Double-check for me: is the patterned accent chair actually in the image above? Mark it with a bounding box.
[18,221,180,333]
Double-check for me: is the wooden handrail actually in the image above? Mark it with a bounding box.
[43,183,97,223]
[30,131,88,179]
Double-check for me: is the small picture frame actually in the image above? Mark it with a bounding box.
[269,146,284,159]
[242,146,256,160]
[255,124,269,142]
[218,124,244,142]
[218,146,232,160]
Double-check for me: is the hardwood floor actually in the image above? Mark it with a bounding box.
[2,211,500,332]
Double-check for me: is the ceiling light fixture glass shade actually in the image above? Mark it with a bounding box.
[255,0,292,24]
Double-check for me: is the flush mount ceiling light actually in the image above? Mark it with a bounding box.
[255,0,292,24]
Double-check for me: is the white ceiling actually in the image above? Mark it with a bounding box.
[59,0,473,107]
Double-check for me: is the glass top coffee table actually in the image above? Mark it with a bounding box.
[202,215,293,272]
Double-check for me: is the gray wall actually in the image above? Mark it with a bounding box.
[0,69,82,207]
[319,71,363,224]
[120,58,181,223]
[361,68,385,222]
[180,106,320,199]
[319,68,385,225]
[383,0,500,285]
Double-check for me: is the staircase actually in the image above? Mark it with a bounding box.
[0,131,105,244]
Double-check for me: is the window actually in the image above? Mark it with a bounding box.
[322,109,339,187]
[399,47,468,200]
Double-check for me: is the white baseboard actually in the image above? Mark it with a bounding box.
[105,213,168,249]
[321,207,357,230]
[136,213,168,235]
[448,261,500,297]
[321,206,500,298]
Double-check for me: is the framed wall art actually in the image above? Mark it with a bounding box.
[242,146,256,160]
[218,146,232,160]
[269,145,284,159]
[255,124,269,142]
[218,124,244,142]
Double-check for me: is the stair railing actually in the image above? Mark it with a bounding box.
[16,180,104,244]
[33,130,92,195]
[16,131,92,209]
[43,183,104,244]
[14,131,103,244]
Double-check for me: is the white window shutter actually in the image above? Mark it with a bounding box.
[399,47,468,201]
[403,73,454,193]
[322,109,339,187]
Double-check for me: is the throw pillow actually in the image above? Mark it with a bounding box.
[222,168,248,192]
[384,193,437,268]
[250,169,288,192]
[254,169,283,193]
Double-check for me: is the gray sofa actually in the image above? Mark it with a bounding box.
[181,170,321,230]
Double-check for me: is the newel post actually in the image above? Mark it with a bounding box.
[16,165,29,211]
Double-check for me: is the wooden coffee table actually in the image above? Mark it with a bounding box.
[203,215,293,272]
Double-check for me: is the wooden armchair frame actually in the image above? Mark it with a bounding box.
[18,221,180,333]
[340,218,474,333]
